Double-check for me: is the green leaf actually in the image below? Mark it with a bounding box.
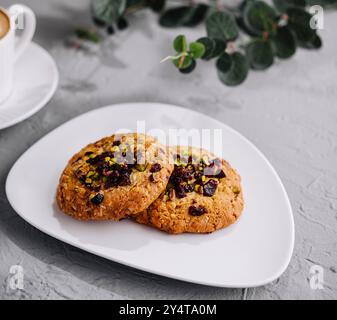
[211,39,227,58]
[189,42,205,59]
[146,0,166,12]
[246,39,274,70]
[286,7,317,47]
[179,59,197,74]
[196,37,216,60]
[236,17,257,37]
[273,0,306,12]
[242,0,278,36]
[159,6,190,27]
[196,37,226,60]
[206,11,239,42]
[300,34,322,49]
[174,35,187,53]
[217,52,249,86]
[272,26,297,59]
[173,54,192,69]
[183,4,209,27]
[159,5,208,28]
[216,52,232,73]
[91,0,126,24]
[311,35,322,49]
[75,28,101,43]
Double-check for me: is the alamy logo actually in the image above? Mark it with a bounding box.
[309,265,324,290]
[10,7,25,30]
[309,5,324,30]
[8,265,24,290]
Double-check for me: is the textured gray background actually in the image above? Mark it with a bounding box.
[0,0,336,300]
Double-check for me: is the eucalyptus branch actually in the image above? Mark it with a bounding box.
[85,0,336,86]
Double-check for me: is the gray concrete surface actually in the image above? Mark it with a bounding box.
[0,0,336,299]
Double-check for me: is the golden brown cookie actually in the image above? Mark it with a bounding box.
[134,146,244,234]
[56,133,173,221]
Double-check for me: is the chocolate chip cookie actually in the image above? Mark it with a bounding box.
[134,146,244,234]
[56,133,174,221]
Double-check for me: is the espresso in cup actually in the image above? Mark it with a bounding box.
[0,9,10,39]
[0,5,36,104]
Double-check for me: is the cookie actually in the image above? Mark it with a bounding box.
[56,133,174,221]
[134,146,244,234]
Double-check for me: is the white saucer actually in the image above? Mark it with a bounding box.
[0,42,59,130]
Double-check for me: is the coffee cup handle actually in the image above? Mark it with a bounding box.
[8,4,36,62]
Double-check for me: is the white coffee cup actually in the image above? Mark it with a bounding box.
[0,4,36,104]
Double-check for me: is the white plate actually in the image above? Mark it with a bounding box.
[6,103,294,288]
[0,42,59,130]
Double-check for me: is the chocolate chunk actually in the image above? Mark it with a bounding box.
[189,205,207,216]
[173,166,194,181]
[104,166,132,188]
[90,193,104,205]
[203,179,218,197]
[97,161,110,175]
[118,174,131,186]
[194,172,203,181]
[175,185,186,198]
[112,140,121,146]
[150,163,162,173]
[105,170,120,188]
[204,159,224,177]
[216,170,226,178]
[213,158,222,166]
[183,183,194,193]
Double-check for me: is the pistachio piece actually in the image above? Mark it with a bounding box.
[86,171,95,178]
[135,163,147,172]
[194,184,202,193]
[111,146,119,153]
[232,186,240,195]
[201,155,210,165]
[182,150,189,157]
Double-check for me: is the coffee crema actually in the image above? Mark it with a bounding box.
[0,10,10,39]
